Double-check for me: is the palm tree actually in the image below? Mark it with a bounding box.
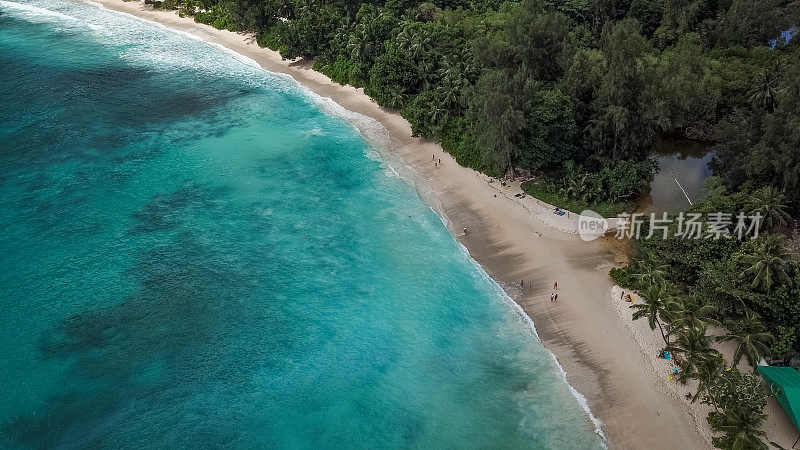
[436,76,461,110]
[749,186,791,231]
[690,353,724,403]
[737,234,791,294]
[578,181,601,204]
[666,293,721,334]
[408,30,431,61]
[718,310,773,368]
[395,26,413,53]
[710,404,768,450]
[414,56,437,89]
[747,62,782,113]
[566,174,589,201]
[632,255,670,287]
[346,33,365,61]
[387,89,405,109]
[631,283,673,346]
[670,323,720,382]
[428,105,447,127]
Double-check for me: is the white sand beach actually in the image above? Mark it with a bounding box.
[85,1,742,446]
[610,286,797,448]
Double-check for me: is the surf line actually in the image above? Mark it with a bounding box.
[78,2,609,443]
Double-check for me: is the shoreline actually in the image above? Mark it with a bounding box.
[609,286,798,448]
[79,1,709,447]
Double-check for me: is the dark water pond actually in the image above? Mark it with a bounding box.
[639,138,714,214]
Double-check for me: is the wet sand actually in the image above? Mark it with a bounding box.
[86,1,710,447]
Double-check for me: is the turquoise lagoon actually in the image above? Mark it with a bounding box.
[0,1,604,447]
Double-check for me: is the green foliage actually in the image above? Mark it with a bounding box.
[627,0,663,38]
[440,117,492,173]
[609,264,642,289]
[519,87,577,170]
[646,34,722,138]
[197,0,799,219]
[591,158,656,203]
[736,234,791,295]
[520,157,653,214]
[402,91,446,138]
[666,293,721,333]
[749,186,791,231]
[273,3,344,59]
[520,179,635,218]
[256,28,283,51]
[365,42,420,107]
[718,310,773,367]
[714,56,800,205]
[631,283,676,345]
[771,326,797,361]
[194,4,238,31]
[315,56,367,87]
[704,369,769,450]
[670,323,720,382]
[627,181,798,342]
[589,18,657,161]
[348,5,399,69]
[468,69,533,174]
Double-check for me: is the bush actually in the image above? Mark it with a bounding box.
[193,5,237,31]
[401,91,441,138]
[520,179,636,218]
[365,42,419,107]
[315,56,367,87]
[609,265,643,289]
[256,28,283,52]
[771,326,798,361]
[440,117,492,174]
[703,369,768,450]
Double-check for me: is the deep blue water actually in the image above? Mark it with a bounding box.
[0,1,604,447]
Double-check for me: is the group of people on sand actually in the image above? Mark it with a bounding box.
[550,281,558,302]
[620,289,639,302]
[432,154,441,168]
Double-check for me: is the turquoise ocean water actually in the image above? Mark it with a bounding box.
[0,1,604,447]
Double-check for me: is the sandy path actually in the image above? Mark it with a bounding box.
[81,1,710,447]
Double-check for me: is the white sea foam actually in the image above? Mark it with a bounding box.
[136,16,609,437]
[420,172,606,442]
[0,0,92,35]
[0,0,75,21]
[80,0,403,181]
[460,244,608,445]
[9,0,607,442]
[85,0,402,174]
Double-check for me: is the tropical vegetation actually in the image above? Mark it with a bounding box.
[611,179,798,448]
[141,0,800,446]
[147,0,800,216]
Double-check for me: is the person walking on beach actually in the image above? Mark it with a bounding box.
[554,293,558,302]
[550,293,554,302]
[520,280,524,287]
[553,281,558,290]
[463,226,468,235]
